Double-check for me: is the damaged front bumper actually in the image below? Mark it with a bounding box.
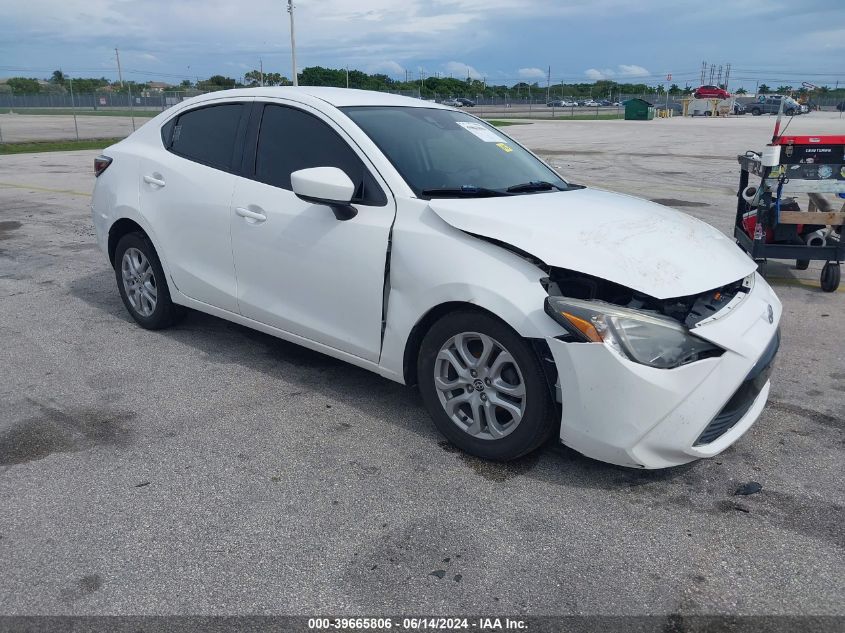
[547,273,781,469]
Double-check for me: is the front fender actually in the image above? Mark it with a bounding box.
[378,202,566,383]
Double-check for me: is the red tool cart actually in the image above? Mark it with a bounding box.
[735,134,845,292]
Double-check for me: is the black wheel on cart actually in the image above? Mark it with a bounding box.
[820,262,840,292]
[755,259,767,277]
[795,259,810,270]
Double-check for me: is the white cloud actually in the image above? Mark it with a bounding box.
[367,60,405,76]
[618,64,650,77]
[805,28,845,51]
[444,61,482,80]
[585,68,613,80]
[518,67,546,80]
[585,65,651,81]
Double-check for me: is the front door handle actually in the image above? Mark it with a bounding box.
[143,174,166,187]
[235,207,267,223]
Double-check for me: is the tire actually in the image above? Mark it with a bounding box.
[785,108,795,116]
[417,310,555,461]
[751,107,761,116]
[795,259,810,270]
[820,262,840,293]
[704,111,712,117]
[114,232,185,329]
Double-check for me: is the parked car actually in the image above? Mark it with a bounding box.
[562,99,578,107]
[694,85,730,99]
[546,100,564,107]
[441,98,462,107]
[92,87,781,469]
[749,95,801,116]
[598,99,612,107]
[456,98,475,107]
[582,99,599,107]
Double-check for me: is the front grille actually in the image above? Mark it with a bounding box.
[694,329,780,446]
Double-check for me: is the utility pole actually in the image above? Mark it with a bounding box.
[260,59,264,86]
[419,67,423,98]
[345,65,349,88]
[115,48,124,87]
[287,0,298,86]
[546,66,551,103]
[68,75,79,141]
[724,63,731,92]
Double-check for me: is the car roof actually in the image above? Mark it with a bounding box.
[181,86,449,109]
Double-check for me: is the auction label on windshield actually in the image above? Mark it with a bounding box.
[456,121,506,143]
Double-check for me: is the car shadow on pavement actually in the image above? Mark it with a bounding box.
[68,270,702,491]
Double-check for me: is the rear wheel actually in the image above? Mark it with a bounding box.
[795,259,810,270]
[417,311,555,461]
[751,107,761,116]
[114,232,185,329]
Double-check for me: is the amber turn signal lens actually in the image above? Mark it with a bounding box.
[560,311,603,342]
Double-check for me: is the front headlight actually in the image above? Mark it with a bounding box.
[545,296,722,369]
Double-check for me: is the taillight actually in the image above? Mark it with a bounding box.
[94,155,113,177]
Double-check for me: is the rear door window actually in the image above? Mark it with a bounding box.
[166,103,244,171]
[253,104,386,206]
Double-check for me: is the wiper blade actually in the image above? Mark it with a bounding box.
[420,185,511,198]
[506,180,563,193]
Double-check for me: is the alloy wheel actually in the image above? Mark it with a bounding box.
[121,247,157,317]
[434,332,527,440]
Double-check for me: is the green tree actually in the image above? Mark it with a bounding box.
[758,84,770,94]
[776,85,792,94]
[50,70,66,85]
[198,75,237,90]
[7,77,41,94]
[735,87,747,95]
[244,70,290,87]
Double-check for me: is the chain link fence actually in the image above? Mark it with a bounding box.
[1,88,842,145]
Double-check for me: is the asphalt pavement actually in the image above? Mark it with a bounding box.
[0,117,843,619]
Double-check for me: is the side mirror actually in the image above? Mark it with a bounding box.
[291,167,357,221]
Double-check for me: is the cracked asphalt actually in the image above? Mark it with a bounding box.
[0,114,843,618]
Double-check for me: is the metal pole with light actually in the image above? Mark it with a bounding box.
[287,0,298,86]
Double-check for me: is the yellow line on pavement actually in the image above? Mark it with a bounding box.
[765,276,844,293]
[0,181,90,197]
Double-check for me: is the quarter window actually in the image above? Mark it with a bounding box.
[255,105,386,206]
[166,103,244,171]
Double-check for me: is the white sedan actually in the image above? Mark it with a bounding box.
[91,87,781,468]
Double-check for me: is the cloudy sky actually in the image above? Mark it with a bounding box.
[1,0,843,89]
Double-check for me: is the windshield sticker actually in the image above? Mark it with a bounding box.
[496,142,513,153]
[456,121,506,143]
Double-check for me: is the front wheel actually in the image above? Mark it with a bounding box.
[417,310,556,461]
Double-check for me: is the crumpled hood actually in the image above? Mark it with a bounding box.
[428,187,756,299]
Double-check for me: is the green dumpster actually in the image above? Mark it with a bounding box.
[624,98,655,120]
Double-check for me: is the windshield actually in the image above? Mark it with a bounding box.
[342,106,569,198]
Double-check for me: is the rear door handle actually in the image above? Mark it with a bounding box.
[143,175,166,187]
[235,207,267,223]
